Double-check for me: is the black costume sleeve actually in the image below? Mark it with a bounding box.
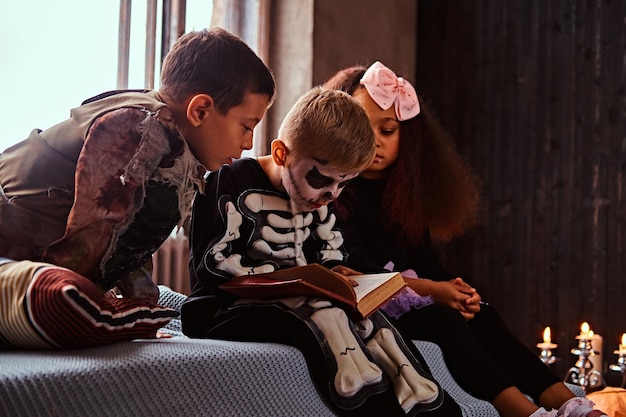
[333,203,387,274]
[188,163,242,294]
[334,178,455,281]
[408,231,455,282]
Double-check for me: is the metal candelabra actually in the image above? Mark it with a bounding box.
[564,335,606,392]
[537,343,557,365]
[609,350,626,388]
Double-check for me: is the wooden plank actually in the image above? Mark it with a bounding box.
[145,0,157,89]
[117,0,132,89]
[416,0,626,379]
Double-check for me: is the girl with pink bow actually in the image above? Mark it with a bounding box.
[324,61,607,417]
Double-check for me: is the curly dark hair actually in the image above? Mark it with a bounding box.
[324,65,481,244]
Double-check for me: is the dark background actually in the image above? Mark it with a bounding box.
[414,0,626,379]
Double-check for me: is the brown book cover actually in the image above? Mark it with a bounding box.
[219,263,406,319]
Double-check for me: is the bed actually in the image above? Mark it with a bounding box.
[0,286,583,417]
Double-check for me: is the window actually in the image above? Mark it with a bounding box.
[1,1,212,152]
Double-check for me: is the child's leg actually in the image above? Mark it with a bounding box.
[538,382,578,410]
[393,304,516,401]
[366,327,439,411]
[555,397,608,417]
[309,307,460,417]
[365,311,457,416]
[466,304,563,402]
[529,398,609,417]
[392,304,608,417]
[434,366,596,417]
[493,386,543,417]
[309,306,383,397]
[465,306,608,416]
[204,304,410,417]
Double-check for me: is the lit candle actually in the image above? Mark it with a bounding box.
[537,326,557,350]
[577,322,603,370]
[544,326,552,344]
[537,326,557,364]
[579,322,591,339]
[591,331,603,371]
[615,333,626,355]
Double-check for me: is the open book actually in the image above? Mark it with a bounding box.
[219,263,406,319]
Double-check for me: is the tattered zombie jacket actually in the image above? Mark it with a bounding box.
[0,90,205,290]
[182,158,445,416]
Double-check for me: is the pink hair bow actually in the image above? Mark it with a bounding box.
[360,61,420,121]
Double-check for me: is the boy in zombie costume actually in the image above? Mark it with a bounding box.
[0,28,275,301]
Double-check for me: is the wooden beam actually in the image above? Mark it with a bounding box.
[117,0,132,89]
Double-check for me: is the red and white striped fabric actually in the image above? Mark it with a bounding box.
[0,259,178,349]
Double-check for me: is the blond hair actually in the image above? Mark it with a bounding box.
[278,87,375,171]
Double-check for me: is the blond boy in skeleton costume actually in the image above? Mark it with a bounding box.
[181,88,461,417]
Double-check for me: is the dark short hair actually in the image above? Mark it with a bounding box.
[160,27,276,114]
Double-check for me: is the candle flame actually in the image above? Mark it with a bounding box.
[581,322,590,335]
[621,333,626,347]
[543,327,551,344]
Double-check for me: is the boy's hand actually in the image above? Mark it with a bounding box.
[329,265,360,286]
[116,265,160,303]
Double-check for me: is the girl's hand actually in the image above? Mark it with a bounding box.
[430,277,481,320]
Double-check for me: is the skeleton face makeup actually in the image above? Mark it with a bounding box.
[283,156,359,213]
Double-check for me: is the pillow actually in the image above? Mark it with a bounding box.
[587,387,626,417]
[0,259,178,349]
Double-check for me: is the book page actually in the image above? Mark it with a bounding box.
[353,272,398,302]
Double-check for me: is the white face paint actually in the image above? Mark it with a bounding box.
[282,156,360,213]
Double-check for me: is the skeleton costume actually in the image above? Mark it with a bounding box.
[182,158,461,417]
[0,90,205,291]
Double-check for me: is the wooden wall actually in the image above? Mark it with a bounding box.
[415,0,626,379]
[312,0,417,86]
